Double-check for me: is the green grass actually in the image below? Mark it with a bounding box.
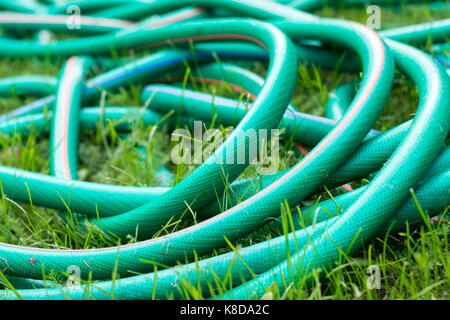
[0,3,449,300]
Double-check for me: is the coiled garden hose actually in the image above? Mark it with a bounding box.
[0,0,448,300]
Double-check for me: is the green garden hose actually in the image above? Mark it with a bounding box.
[50,56,94,180]
[0,0,448,300]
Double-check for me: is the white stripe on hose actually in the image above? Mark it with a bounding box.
[0,13,133,29]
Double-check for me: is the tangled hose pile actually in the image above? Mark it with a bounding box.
[0,0,449,300]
